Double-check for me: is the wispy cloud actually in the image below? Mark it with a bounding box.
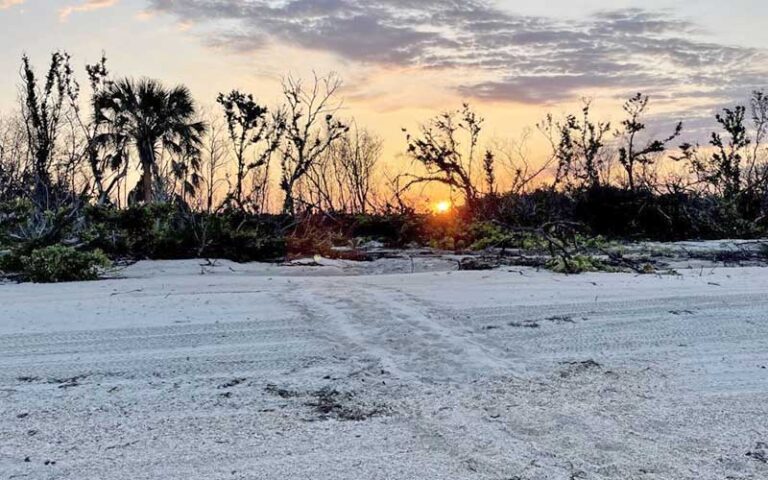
[59,0,118,21]
[0,0,25,9]
[146,0,767,106]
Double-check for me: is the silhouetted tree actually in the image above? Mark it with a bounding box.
[94,78,206,203]
[543,101,610,190]
[746,91,768,197]
[615,93,682,191]
[339,125,382,213]
[483,150,496,195]
[300,122,382,213]
[217,90,283,211]
[279,73,347,214]
[0,114,28,201]
[491,131,552,195]
[404,104,486,207]
[19,52,75,202]
[713,106,749,199]
[673,91,768,207]
[56,53,128,205]
[164,144,202,203]
[196,111,229,213]
[82,54,128,204]
[675,106,749,200]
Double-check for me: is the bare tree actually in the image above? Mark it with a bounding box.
[196,111,229,213]
[541,100,611,190]
[746,91,768,197]
[279,73,347,214]
[300,148,343,212]
[379,167,415,214]
[299,122,382,213]
[0,114,29,201]
[83,55,129,205]
[672,92,768,209]
[217,90,283,211]
[19,52,76,204]
[338,124,382,213]
[615,93,682,192]
[403,103,486,207]
[491,129,553,195]
[54,53,130,206]
[675,105,750,199]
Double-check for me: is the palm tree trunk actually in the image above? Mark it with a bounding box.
[139,142,155,203]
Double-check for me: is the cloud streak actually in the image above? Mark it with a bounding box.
[59,0,118,21]
[146,0,767,105]
[0,0,25,9]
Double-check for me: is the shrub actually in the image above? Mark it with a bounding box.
[468,222,553,252]
[349,213,424,246]
[468,222,511,250]
[0,248,23,273]
[83,204,288,262]
[0,199,34,247]
[18,245,111,283]
[546,254,614,274]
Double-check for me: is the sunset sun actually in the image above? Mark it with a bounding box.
[434,201,452,214]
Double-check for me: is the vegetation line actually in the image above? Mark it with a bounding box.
[1,52,767,282]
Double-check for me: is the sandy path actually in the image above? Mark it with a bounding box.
[1,261,767,479]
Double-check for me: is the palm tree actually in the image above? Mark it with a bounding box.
[94,78,206,203]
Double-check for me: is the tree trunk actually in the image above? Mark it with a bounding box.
[141,162,153,203]
[282,192,294,215]
[139,142,155,203]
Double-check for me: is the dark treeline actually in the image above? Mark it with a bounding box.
[1,52,767,280]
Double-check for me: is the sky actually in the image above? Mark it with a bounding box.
[1,0,767,193]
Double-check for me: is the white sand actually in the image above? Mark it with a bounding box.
[1,259,767,479]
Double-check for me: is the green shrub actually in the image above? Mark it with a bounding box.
[469,222,510,250]
[18,245,111,283]
[83,204,288,262]
[468,222,552,252]
[0,248,23,273]
[546,254,615,274]
[349,213,423,246]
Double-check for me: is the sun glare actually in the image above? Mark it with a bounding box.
[434,201,452,214]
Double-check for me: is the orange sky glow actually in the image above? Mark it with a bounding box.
[1,1,767,207]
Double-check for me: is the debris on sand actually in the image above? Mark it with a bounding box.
[507,314,576,329]
[561,360,602,369]
[265,384,388,421]
[746,442,768,463]
[305,387,387,421]
[508,321,541,329]
[49,375,89,389]
[264,384,300,399]
[558,360,603,378]
[16,374,89,388]
[545,315,576,324]
[459,257,498,271]
[218,378,247,389]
